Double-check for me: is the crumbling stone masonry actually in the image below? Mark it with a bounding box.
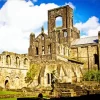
[0,5,100,89]
[0,51,29,89]
[28,5,100,87]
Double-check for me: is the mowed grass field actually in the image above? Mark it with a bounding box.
[0,91,49,100]
[0,91,20,100]
[0,91,20,95]
[0,98,16,100]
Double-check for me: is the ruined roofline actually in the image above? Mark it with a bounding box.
[2,51,18,55]
[1,51,28,56]
[35,32,48,40]
[48,5,73,12]
[71,43,98,48]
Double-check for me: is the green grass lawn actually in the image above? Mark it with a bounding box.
[0,91,20,100]
[0,91,49,100]
[0,91,20,95]
[0,98,16,100]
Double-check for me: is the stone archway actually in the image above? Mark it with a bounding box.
[15,77,19,89]
[5,80,9,89]
[48,5,73,35]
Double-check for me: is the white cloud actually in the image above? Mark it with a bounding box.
[74,16,100,37]
[0,0,75,54]
[65,2,75,10]
[0,0,59,54]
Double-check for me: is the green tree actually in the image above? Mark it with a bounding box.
[25,64,40,86]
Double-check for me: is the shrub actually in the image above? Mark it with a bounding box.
[83,70,100,82]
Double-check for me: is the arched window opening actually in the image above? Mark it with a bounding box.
[16,57,20,66]
[94,54,99,65]
[15,77,19,89]
[51,73,53,83]
[24,58,28,65]
[42,46,45,55]
[55,16,63,27]
[64,31,67,37]
[47,73,50,84]
[48,44,51,54]
[36,47,39,55]
[5,80,8,86]
[6,55,11,65]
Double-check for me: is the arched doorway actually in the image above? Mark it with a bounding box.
[5,80,9,89]
[15,77,19,89]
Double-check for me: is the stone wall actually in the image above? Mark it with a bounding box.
[0,51,30,89]
[28,61,83,88]
[70,45,98,71]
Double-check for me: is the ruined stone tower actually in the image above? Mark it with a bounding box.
[28,5,83,86]
[27,5,100,86]
[28,5,80,61]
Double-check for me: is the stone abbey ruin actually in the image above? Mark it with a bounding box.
[0,5,100,92]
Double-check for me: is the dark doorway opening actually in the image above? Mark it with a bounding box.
[36,47,39,55]
[94,54,99,70]
[38,75,41,84]
[5,80,9,89]
[47,73,50,84]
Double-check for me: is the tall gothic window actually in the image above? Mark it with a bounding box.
[47,73,50,84]
[55,16,63,27]
[6,55,11,65]
[48,44,51,54]
[94,54,98,64]
[64,31,67,37]
[36,47,39,55]
[24,58,28,65]
[42,46,45,55]
[16,57,20,66]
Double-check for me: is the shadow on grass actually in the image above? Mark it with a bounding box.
[17,94,100,100]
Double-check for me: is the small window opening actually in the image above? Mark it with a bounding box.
[64,31,67,37]
[42,46,45,55]
[48,44,51,54]
[36,47,39,55]
[55,16,63,27]
[47,73,50,84]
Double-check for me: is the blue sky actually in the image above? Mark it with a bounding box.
[0,0,100,53]
[0,0,100,23]
[26,0,100,23]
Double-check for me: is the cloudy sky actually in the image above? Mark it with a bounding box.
[0,0,100,54]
